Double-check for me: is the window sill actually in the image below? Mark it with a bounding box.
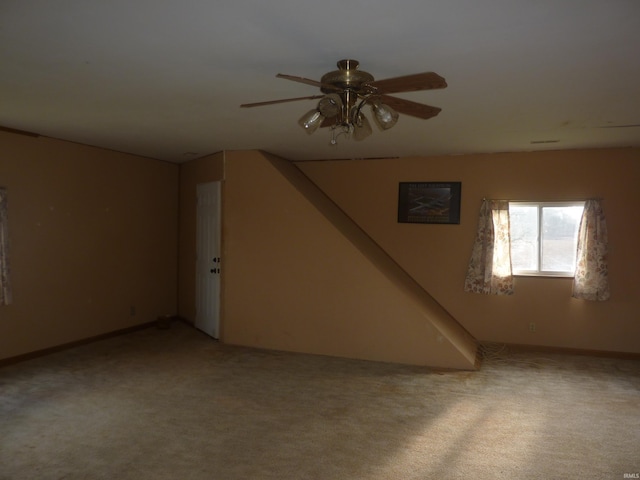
[514,272,575,279]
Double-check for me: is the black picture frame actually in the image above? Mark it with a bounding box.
[397,182,462,224]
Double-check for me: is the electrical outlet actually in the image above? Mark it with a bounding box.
[529,322,537,332]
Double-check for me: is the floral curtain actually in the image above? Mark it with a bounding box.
[0,187,11,306]
[572,199,610,301]
[464,199,514,295]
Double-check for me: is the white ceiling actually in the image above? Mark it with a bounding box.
[2,0,639,163]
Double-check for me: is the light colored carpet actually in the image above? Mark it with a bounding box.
[1,321,639,480]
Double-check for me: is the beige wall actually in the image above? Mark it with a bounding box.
[2,132,636,364]
[0,132,179,360]
[220,150,477,369]
[298,147,640,354]
[177,152,225,322]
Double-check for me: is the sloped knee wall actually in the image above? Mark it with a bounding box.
[221,150,478,370]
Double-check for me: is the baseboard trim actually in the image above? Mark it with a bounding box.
[0,321,158,368]
[481,341,640,361]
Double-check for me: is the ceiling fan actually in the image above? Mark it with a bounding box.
[240,59,447,144]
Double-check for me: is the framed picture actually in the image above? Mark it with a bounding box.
[397,182,461,224]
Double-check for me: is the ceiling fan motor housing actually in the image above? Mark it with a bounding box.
[320,60,375,94]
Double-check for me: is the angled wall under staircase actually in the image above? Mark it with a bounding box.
[221,150,478,370]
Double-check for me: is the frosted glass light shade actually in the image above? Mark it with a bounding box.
[298,109,324,134]
[318,94,342,118]
[353,114,372,141]
[372,103,399,130]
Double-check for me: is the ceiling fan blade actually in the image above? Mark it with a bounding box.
[369,72,447,94]
[276,73,342,92]
[240,95,324,108]
[276,73,324,87]
[378,95,442,119]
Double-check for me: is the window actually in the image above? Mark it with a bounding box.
[509,202,585,276]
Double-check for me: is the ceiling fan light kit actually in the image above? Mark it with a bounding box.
[241,59,447,145]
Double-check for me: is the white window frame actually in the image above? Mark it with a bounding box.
[509,201,585,278]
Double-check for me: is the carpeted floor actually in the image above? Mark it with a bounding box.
[1,321,639,480]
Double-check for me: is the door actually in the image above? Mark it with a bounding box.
[195,181,221,338]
